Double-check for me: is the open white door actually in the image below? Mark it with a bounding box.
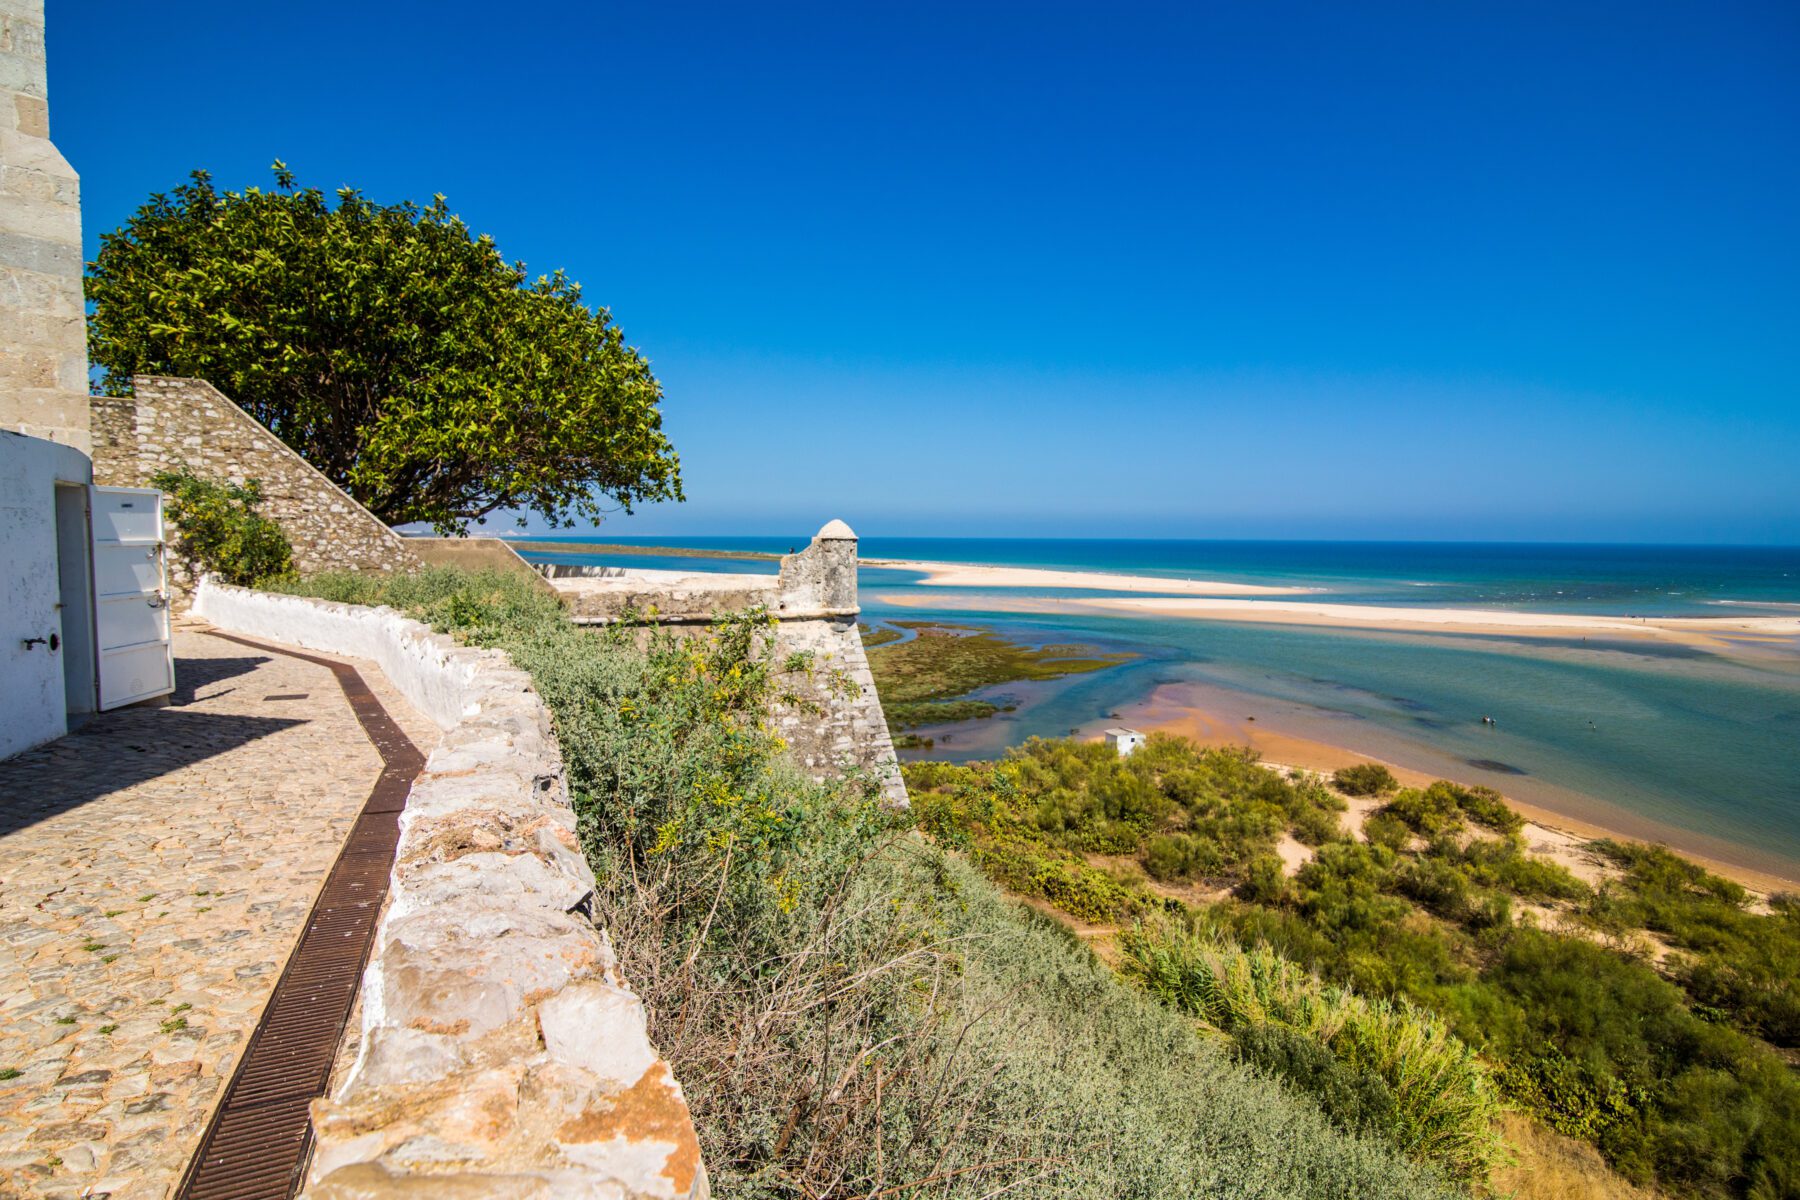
[90,486,175,710]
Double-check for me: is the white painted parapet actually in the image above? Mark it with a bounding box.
[192,579,707,1200]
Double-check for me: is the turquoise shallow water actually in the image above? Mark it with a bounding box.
[513,537,1800,879]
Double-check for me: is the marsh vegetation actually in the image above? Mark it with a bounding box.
[863,620,1132,729]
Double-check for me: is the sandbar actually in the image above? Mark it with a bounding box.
[874,587,1800,649]
[864,559,1314,597]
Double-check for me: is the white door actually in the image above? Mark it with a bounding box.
[90,486,175,710]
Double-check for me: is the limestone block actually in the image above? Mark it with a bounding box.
[352,1026,464,1089]
[537,983,657,1088]
[311,1162,618,1200]
[378,908,604,1036]
[395,851,594,917]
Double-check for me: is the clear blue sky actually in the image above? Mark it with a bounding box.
[55,2,1800,542]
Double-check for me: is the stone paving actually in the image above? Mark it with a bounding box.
[0,624,438,1200]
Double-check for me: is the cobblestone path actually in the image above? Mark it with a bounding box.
[0,625,438,1200]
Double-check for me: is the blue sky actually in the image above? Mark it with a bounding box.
[56,2,1800,542]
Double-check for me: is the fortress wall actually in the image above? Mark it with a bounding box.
[193,579,707,1200]
[546,524,907,807]
[770,613,907,807]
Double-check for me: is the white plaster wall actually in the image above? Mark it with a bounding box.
[0,429,89,759]
[192,579,483,731]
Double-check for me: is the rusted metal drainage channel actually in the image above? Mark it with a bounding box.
[176,630,425,1200]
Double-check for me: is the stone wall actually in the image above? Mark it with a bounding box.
[0,0,89,452]
[192,579,707,1200]
[91,376,423,591]
[770,614,907,807]
[408,535,559,595]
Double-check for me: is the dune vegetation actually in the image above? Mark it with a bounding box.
[903,736,1800,1199]
[267,569,1453,1199]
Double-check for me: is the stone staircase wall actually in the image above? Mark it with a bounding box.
[91,377,423,602]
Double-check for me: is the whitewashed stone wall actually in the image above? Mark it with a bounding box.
[771,616,906,807]
[193,580,707,1200]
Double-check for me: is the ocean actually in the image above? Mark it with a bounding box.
[515,537,1800,881]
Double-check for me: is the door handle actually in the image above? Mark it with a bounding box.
[147,594,167,610]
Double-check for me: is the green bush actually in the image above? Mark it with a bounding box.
[152,466,292,585]
[1382,783,1467,837]
[1333,762,1399,796]
[1234,1022,1399,1139]
[1455,784,1524,835]
[1118,921,1506,1184]
[1145,832,1224,881]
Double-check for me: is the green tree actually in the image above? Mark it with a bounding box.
[87,164,683,532]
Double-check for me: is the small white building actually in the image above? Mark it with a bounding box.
[1104,727,1146,757]
[1,431,176,760]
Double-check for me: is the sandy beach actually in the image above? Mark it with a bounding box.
[1081,594,1800,647]
[866,559,1315,597]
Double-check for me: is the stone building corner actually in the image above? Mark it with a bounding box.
[0,0,90,453]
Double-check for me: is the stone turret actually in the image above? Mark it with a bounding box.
[777,519,859,618]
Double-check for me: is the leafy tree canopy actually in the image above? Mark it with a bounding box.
[87,164,683,532]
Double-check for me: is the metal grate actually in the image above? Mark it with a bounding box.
[175,631,425,1200]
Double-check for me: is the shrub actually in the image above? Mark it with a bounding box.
[1457,784,1524,835]
[1234,1021,1399,1139]
[1290,799,1346,847]
[1333,762,1399,796]
[1383,783,1467,837]
[152,466,293,585]
[1118,921,1506,1184]
[1237,852,1289,904]
[1145,832,1223,882]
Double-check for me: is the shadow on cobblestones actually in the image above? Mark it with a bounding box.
[0,708,303,835]
[171,654,275,705]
